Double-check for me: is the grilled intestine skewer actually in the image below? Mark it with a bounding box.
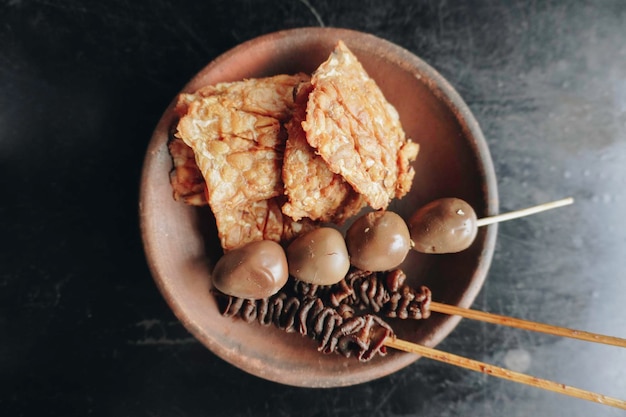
[307,267,626,348]
[214,268,431,361]
[217,263,626,356]
[291,268,431,319]
[216,270,626,409]
[214,285,395,361]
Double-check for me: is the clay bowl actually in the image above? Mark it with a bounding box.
[140,27,498,387]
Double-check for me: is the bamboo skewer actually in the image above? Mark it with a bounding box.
[429,301,626,348]
[476,197,574,227]
[383,337,626,410]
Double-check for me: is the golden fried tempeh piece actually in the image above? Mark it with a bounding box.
[175,73,310,212]
[217,197,316,251]
[303,41,419,210]
[167,136,208,206]
[282,82,365,223]
[174,73,311,250]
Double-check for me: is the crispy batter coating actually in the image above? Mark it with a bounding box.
[167,132,315,249]
[302,41,419,210]
[217,197,316,251]
[176,73,309,211]
[169,43,420,251]
[174,74,312,250]
[281,82,366,223]
[167,135,208,206]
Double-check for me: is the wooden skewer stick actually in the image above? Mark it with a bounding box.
[476,197,574,227]
[429,301,626,348]
[384,337,626,410]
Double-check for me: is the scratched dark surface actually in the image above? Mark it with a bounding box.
[1,0,626,416]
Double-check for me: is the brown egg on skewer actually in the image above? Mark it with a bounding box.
[286,227,351,286]
[212,240,289,299]
[408,198,478,254]
[409,196,575,254]
[345,210,412,272]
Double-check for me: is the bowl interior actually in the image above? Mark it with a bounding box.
[140,27,498,387]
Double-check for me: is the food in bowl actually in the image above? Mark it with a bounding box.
[170,41,419,254]
[141,27,497,387]
[167,40,429,359]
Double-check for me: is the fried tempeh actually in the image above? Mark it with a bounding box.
[303,41,419,210]
[167,135,208,206]
[282,82,366,223]
[174,73,311,250]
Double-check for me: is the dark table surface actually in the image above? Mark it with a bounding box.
[2,1,626,416]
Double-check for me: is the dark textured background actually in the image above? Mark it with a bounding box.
[2,1,625,416]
